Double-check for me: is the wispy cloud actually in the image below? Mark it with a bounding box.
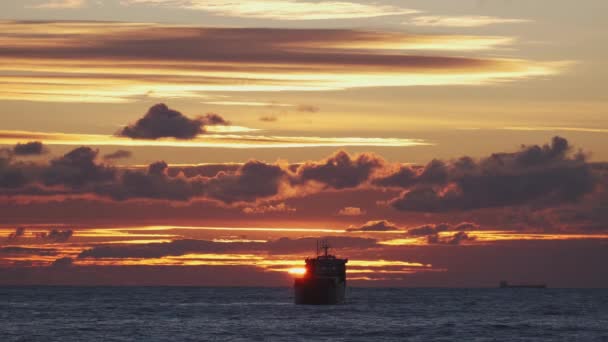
[202,101,295,107]
[0,21,565,103]
[28,0,85,9]
[123,0,418,20]
[406,15,530,28]
[503,126,608,134]
[0,130,429,148]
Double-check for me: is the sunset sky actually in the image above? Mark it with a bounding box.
[1,0,607,287]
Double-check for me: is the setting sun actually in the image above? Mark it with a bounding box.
[287,267,307,276]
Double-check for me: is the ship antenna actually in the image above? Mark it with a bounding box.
[321,239,330,257]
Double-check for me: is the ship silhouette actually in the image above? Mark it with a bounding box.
[294,240,348,305]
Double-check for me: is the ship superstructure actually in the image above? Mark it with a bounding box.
[294,240,348,305]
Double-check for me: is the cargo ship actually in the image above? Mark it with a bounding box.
[499,281,547,288]
[294,240,348,305]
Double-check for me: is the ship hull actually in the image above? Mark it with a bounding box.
[294,277,346,305]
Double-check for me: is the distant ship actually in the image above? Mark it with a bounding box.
[499,281,547,289]
[294,240,348,305]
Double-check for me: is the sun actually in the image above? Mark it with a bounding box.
[287,267,307,276]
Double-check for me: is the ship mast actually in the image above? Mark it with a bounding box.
[320,240,330,257]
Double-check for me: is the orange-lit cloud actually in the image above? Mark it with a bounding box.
[380,231,608,246]
[0,21,565,103]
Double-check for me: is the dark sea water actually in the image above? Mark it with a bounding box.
[1,287,608,341]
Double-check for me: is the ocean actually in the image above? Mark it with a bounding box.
[1,287,607,341]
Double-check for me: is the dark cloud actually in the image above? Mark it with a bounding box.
[453,222,480,231]
[389,137,595,212]
[102,150,132,161]
[264,236,377,254]
[201,113,230,126]
[259,115,278,122]
[13,141,47,156]
[7,227,26,240]
[296,105,320,113]
[43,147,115,188]
[242,202,295,214]
[1,23,501,71]
[405,222,481,244]
[374,165,418,188]
[427,231,476,245]
[35,229,73,242]
[102,162,203,201]
[0,155,30,188]
[50,257,74,268]
[118,104,229,140]
[79,236,377,259]
[205,161,288,203]
[296,151,384,189]
[0,246,58,256]
[0,138,600,220]
[407,223,451,237]
[375,160,449,188]
[148,161,168,175]
[168,164,241,178]
[347,220,400,232]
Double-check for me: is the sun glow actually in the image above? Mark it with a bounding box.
[287,267,307,276]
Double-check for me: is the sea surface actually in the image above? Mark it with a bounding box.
[1,287,607,341]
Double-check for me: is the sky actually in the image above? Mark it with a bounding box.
[0,0,607,287]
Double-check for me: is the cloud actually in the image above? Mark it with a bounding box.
[43,147,115,188]
[0,246,58,256]
[2,147,380,204]
[51,257,74,268]
[7,227,26,240]
[427,231,476,245]
[29,0,85,9]
[259,115,278,122]
[118,104,229,140]
[205,161,288,203]
[13,141,47,156]
[123,0,418,20]
[0,129,427,149]
[407,223,451,237]
[79,236,378,259]
[203,101,294,107]
[102,150,132,161]
[35,229,74,242]
[338,207,365,217]
[0,138,599,215]
[296,105,320,113]
[0,21,562,103]
[295,151,384,189]
[347,220,400,232]
[387,137,596,212]
[407,15,529,28]
[101,161,202,201]
[374,160,448,188]
[242,203,295,214]
[503,126,608,134]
